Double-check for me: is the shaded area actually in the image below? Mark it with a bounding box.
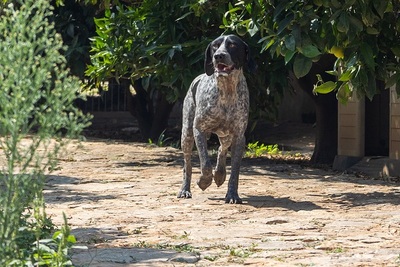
[45,175,117,204]
[329,191,400,207]
[242,195,323,211]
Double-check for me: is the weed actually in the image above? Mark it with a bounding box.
[176,231,190,240]
[228,243,260,258]
[327,247,346,254]
[131,227,143,234]
[204,255,219,261]
[245,141,280,158]
[148,130,172,147]
[133,240,153,248]
[134,240,199,254]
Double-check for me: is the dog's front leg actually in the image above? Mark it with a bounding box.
[214,136,232,187]
[225,135,245,204]
[194,127,213,190]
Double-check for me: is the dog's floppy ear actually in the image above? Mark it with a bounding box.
[244,42,257,73]
[204,42,214,76]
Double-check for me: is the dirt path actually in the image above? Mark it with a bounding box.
[44,138,400,266]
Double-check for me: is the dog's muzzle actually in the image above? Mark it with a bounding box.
[215,63,235,76]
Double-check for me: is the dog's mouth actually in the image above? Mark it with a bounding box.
[215,63,234,76]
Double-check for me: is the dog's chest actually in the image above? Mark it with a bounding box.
[194,74,249,134]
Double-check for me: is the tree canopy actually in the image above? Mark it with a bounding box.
[223,0,400,102]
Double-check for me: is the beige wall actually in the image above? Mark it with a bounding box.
[390,86,400,159]
[337,95,365,157]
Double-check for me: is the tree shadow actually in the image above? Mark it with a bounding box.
[44,175,116,204]
[328,191,400,207]
[207,195,323,211]
[242,195,324,210]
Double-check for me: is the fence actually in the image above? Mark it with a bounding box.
[77,79,131,113]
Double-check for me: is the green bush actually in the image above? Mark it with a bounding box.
[0,0,91,265]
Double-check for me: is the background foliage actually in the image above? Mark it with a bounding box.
[223,0,400,102]
[85,0,287,135]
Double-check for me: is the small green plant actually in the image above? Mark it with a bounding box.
[245,142,280,158]
[227,243,260,258]
[326,247,346,254]
[134,240,199,254]
[31,214,77,266]
[148,129,172,147]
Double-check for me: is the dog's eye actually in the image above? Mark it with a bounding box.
[212,43,220,50]
[229,43,237,48]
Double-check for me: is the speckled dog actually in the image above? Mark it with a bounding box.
[178,35,252,204]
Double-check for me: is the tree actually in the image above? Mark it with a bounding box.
[85,1,223,140]
[52,0,98,79]
[223,0,400,164]
[85,0,286,141]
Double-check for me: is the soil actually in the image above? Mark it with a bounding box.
[44,123,400,266]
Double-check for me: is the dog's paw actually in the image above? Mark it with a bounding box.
[197,168,213,191]
[213,168,226,187]
[225,192,242,204]
[197,175,213,191]
[177,190,192,199]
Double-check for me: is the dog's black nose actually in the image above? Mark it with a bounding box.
[214,52,226,61]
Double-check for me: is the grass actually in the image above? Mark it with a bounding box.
[132,240,263,263]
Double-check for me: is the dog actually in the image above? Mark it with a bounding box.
[178,35,253,204]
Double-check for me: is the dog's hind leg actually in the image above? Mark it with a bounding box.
[178,91,196,199]
[178,126,194,198]
[194,128,213,191]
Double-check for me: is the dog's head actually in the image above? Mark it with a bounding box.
[204,35,255,76]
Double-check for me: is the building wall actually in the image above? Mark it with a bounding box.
[337,95,365,157]
[390,87,400,159]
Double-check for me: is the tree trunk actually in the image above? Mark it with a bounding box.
[127,78,174,141]
[309,92,338,164]
[290,55,338,165]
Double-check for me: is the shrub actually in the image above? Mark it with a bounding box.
[0,0,91,265]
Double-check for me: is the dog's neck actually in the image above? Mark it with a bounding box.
[214,68,244,101]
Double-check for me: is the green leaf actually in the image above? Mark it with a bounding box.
[326,70,338,76]
[301,44,321,58]
[337,83,352,104]
[391,46,400,57]
[338,70,353,82]
[284,50,296,65]
[313,81,336,94]
[67,234,77,244]
[176,12,192,21]
[365,70,377,100]
[373,0,389,18]
[386,73,400,89]
[349,16,363,32]
[277,14,294,35]
[337,12,349,33]
[360,43,375,70]
[261,38,275,53]
[285,34,295,51]
[366,27,379,35]
[293,54,312,78]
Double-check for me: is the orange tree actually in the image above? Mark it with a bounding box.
[85,1,228,140]
[85,0,286,141]
[223,0,400,163]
